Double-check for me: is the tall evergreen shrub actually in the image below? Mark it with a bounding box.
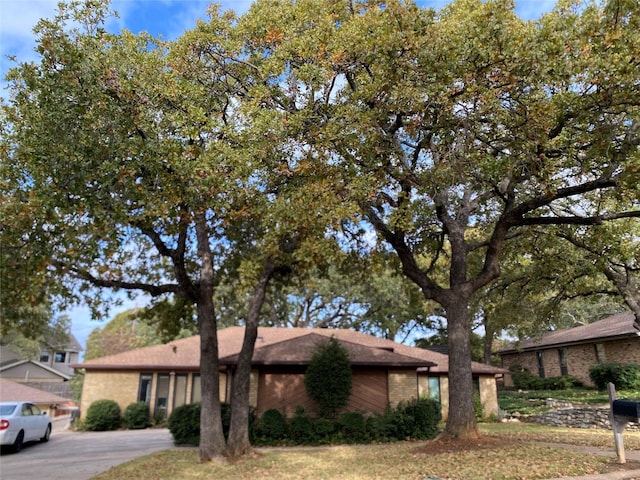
[305,336,352,419]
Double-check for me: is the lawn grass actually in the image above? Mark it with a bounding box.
[498,388,640,415]
[481,422,640,450]
[91,423,640,480]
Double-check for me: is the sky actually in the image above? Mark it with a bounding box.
[0,0,558,352]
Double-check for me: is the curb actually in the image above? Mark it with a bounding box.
[545,471,640,480]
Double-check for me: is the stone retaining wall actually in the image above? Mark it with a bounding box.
[524,403,640,431]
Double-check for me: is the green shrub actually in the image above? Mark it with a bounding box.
[85,399,122,431]
[123,402,150,429]
[508,365,582,391]
[312,417,336,442]
[168,403,200,446]
[394,397,441,440]
[473,393,485,421]
[152,409,167,427]
[254,408,287,442]
[288,406,315,444]
[543,375,582,390]
[305,337,352,419]
[365,411,394,441]
[337,411,367,443]
[589,362,640,391]
[510,365,544,390]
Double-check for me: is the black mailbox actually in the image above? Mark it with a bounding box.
[612,400,640,420]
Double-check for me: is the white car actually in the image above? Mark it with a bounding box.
[0,401,52,452]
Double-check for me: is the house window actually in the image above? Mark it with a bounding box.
[39,351,50,363]
[138,374,153,404]
[155,374,170,417]
[191,374,201,403]
[54,352,66,363]
[427,376,440,402]
[558,348,568,376]
[536,351,545,378]
[595,343,606,362]
[174,374,188,409]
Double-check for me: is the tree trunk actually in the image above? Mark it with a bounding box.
[195,216,227,462]
[442,297,479,439]
[482,314,495,365]
[226,262,275,457]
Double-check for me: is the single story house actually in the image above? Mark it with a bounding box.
[0,378,75,418]
[498,312,640,387]
[73,327,507,421]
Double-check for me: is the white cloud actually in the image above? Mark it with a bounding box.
[0,0,59,70]
[0,0,58,38]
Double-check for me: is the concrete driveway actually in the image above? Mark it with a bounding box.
[0,428,175,480]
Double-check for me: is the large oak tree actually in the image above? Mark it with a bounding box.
[237,0,640,438]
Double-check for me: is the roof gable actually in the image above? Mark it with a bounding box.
[0,359,71,380]
[0,378,70,404]
[220,333,435,368]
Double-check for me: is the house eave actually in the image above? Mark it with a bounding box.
[72,364,197,372]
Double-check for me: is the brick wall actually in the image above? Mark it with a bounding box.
[440,376,449,420]
[605,338,640,365]
[501,337,640,387]
[81,370,139,418]
[565,344,600,385]
[387,370,418,407]
[479,376,498,418]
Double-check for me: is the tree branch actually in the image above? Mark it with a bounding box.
[51,260,180,296]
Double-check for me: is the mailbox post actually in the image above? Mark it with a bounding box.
[608,382,640,464]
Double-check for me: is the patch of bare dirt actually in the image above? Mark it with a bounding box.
[412,435,519,455]
[604,459,640,473]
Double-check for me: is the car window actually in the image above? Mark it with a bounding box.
[21,404,33,416]
[0,404,17,415]
[31,404,42,415]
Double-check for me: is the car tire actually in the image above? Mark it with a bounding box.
[41,424,51,442]
[13,431,24,453]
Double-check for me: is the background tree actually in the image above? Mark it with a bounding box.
[249,253,437,342]
[0,311,71,360]
[555,219,640,325]
[474,228,628,361]
[84,307,196,361]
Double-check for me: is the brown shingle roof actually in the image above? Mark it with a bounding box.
[220,333,435,368]
[498,312,639,353]
[0,378,70,404]
[73,326,506,375]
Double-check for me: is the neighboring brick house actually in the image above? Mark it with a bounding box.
[498,312,640,387]
[72,327,506,421]
[0,334,83,399]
